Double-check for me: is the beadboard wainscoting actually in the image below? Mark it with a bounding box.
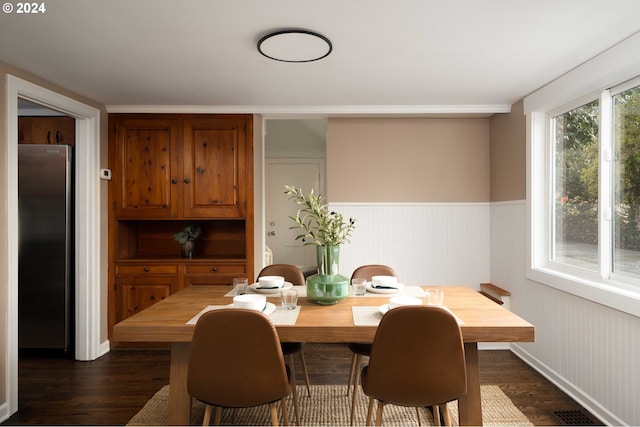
[491,201,640,426]
[328,203,490,288]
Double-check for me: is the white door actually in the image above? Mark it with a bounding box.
[266,159,324,268]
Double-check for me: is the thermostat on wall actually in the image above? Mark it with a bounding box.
[100,168,112,180]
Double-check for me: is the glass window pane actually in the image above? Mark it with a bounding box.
[613,85,640,279]
[552,100,599,270]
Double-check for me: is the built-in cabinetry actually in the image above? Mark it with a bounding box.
[18,116,76,145]
[108,114,254,340]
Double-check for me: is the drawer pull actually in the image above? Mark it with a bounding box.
[212,267,218,272]
[144,267,150,272]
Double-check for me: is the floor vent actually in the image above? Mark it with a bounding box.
[553,409,599,425]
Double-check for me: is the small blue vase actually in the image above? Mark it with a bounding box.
[306,245,349,305]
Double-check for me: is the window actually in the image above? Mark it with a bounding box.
[613,84,640,280]
[538,79,640,291]
[526,33,640,316]
[551,100,600,272]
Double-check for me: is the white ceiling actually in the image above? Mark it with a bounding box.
[2,0,640,115]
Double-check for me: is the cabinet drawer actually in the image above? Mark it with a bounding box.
[184,264,246,274]
[116,264,178,275]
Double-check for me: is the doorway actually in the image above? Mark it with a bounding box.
[4,75,103,420]
[264,119,326,270]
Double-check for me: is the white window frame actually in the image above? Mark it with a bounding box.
[525,32,640,318]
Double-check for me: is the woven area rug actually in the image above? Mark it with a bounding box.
[128,384,532,426]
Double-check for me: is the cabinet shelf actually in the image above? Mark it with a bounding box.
[116,219,247,259]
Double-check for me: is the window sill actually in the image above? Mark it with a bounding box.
[527,266,640,318]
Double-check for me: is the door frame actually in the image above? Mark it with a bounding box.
[4,75,103,417]
[265,157,326,265]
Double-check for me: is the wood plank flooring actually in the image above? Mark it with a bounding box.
[2,344,602,426]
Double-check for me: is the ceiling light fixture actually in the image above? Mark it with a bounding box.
[257,29,332,63]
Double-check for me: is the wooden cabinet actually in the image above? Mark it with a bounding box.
[19,116,76,145]
[111,115,249,219]
[108,114,254,339]
[182,117,248,218]
[114,263,179,324]
[111,117,179,218]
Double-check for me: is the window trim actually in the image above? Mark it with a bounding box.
[525,32,640,318]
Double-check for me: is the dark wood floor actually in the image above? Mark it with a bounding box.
[2,344,602,426]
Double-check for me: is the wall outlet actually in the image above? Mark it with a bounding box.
[100,168,112,180]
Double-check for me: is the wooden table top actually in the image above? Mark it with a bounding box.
[113,285,534,345]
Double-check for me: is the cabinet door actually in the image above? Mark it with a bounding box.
[112,118,180,218]
[115,275,177,323]
[182,117,249,218]
[19,116,76,145]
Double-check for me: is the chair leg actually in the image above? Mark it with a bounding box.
[214,406,222,426]
[288,355,301,425]
[281,397,290,426]
[347,352,357,395]
[269,402,280,426]
[440,404,452,427]
[433,405,441,427]
[202,404,212,426]
[298,348,312,398]
[365,397,375,426]
[349,355,362,425]
[375,401,385,426]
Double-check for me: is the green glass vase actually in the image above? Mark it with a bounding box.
[306,245,350,305]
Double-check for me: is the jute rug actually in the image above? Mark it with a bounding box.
[128,384,532,426]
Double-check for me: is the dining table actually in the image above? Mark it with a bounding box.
[113,284,534,426]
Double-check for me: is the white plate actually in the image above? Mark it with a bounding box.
[379,304,390,315]
[249,282,293,294]
[227,302,276,316]
[365,282,405,294]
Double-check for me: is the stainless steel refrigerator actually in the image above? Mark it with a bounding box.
[18,144,73,354]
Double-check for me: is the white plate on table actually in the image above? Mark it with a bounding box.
[249,282,293,294]
[227,302,276,316]
[365,282,405,294]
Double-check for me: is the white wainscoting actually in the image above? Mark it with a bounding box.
[492,201,640,426]
[329,203,490,288]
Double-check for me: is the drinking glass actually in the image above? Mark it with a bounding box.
[426,289,444,306]
[280,289,298,309]
[233,277,248,295]
[351,278,367,296]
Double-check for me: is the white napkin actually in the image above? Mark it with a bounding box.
[352,306,383,326]
[351,305,464,326]
[186,304,301,326]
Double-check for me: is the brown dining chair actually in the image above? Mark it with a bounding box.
[360,305,467,426]
[258,264,312,399]
[187,308,298,426]
[348,264,398,425]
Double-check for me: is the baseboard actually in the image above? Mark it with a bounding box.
[0,401,10,424]
[511,344,623,426]
[99,340,111,357]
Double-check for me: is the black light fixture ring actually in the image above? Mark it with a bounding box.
[257,29,332,63]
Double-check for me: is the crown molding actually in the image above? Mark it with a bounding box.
[106,104,512,117]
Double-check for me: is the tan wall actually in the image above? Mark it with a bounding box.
[489,100,526,201]
[326,118,490,202]
[0,61,107,407]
